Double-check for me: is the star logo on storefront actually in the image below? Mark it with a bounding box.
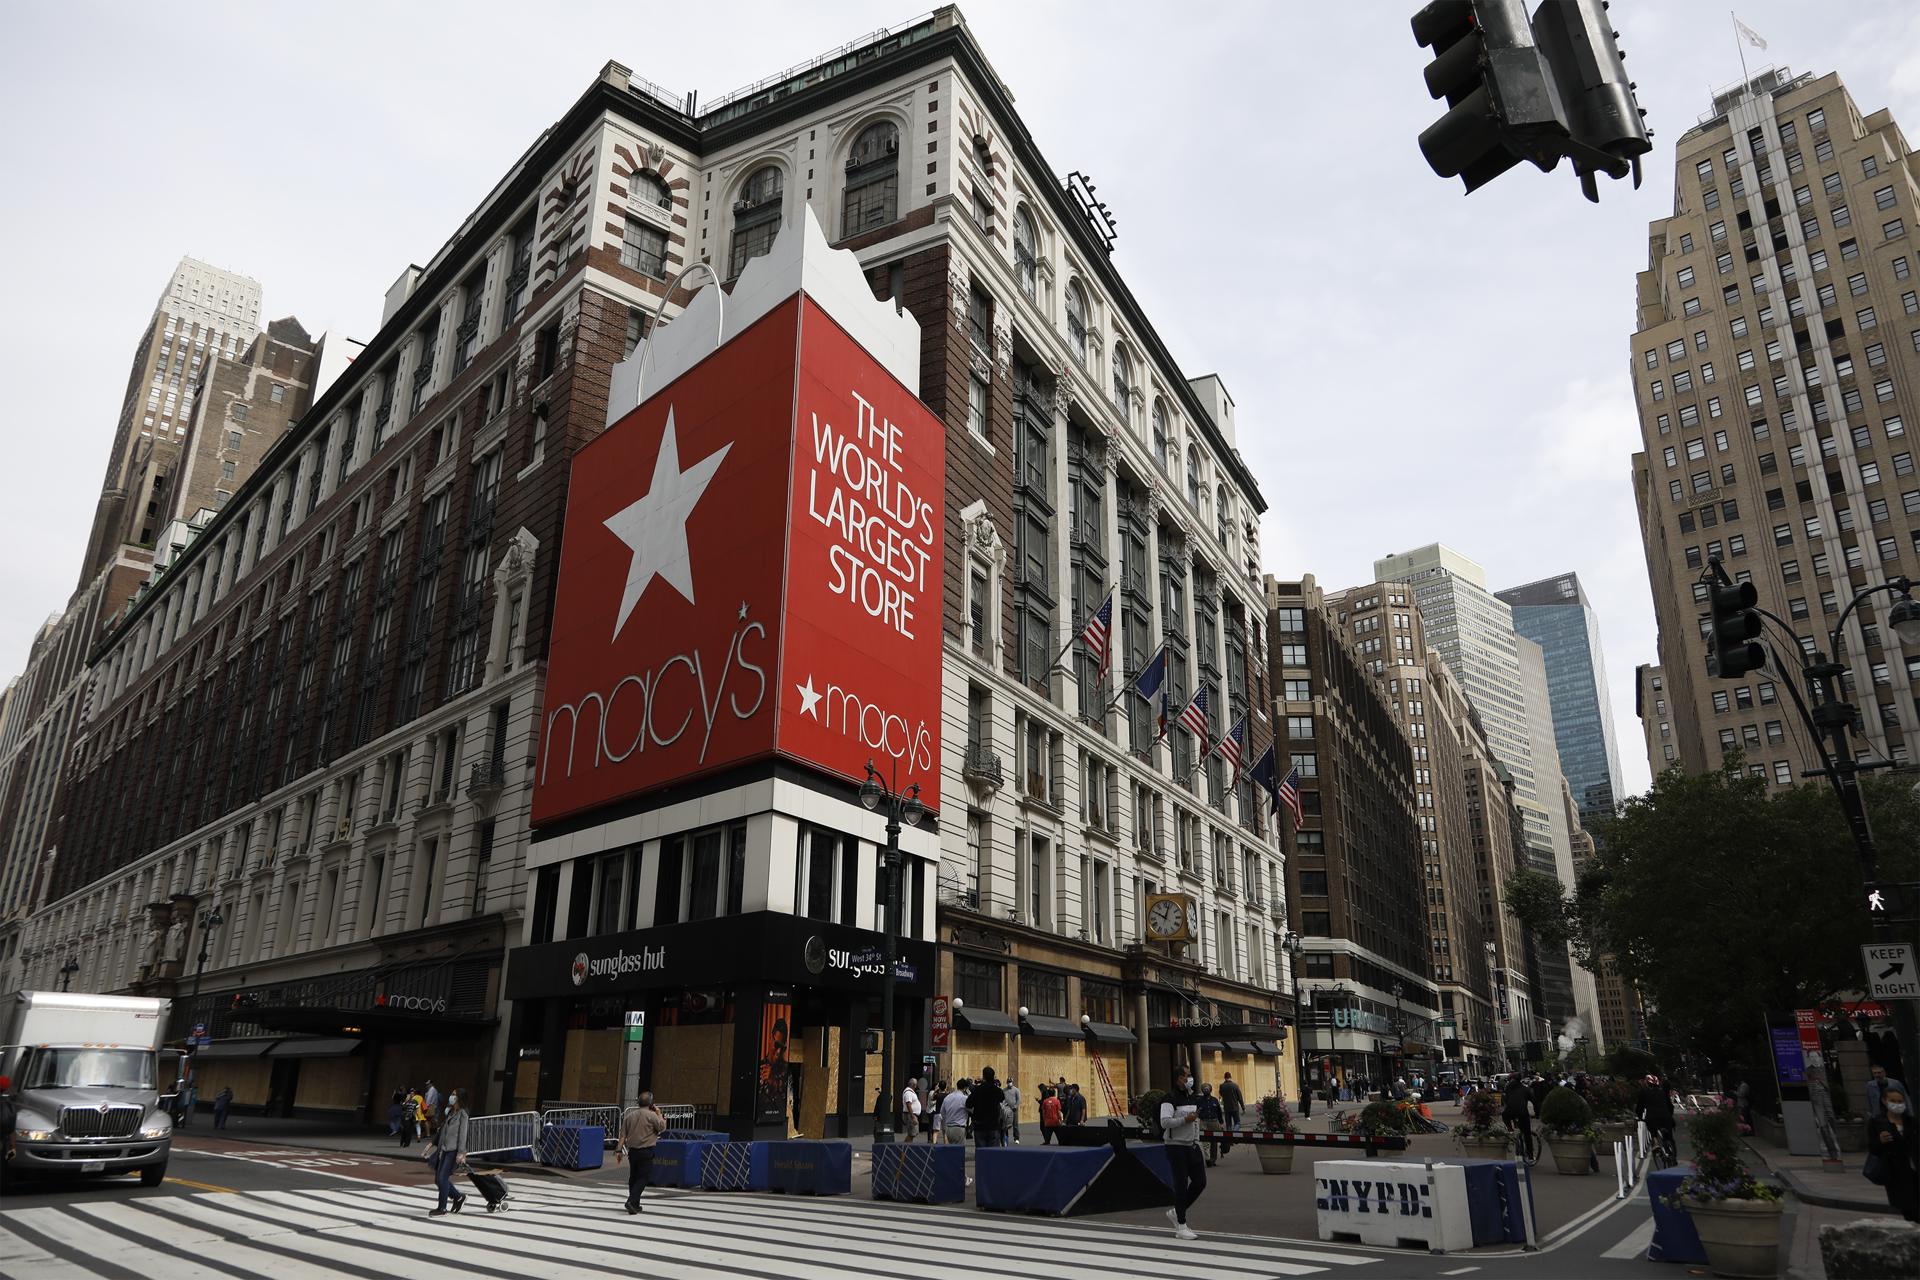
[793,672,935,773]
[603,408,732,640]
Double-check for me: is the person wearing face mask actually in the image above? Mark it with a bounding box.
[1159,1067,1207,1241]
[1868,1088,1918,1221]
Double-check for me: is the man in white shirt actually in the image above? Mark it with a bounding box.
[899,1077,923,1142]
[1159,1067,1206,1241]
[940,1079,972,1143]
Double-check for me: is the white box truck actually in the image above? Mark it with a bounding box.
[1,991,182,1187]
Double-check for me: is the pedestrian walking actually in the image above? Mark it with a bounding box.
[615,1091,668,1214]
[899,1077,923,1142]
[1868,1088,1918,1222]
[1220,1072,1244,1150]
[1197,1083,1223,1166]
[1039,1087,1063,1145]
[423,1079,442,1136]
[389,1090,406,1140]
[1063,1083,1087,1127]
[1804,1053,1842,1164]
[969,1067,1007,1148]
[1160,1068,1207,1240]
[426,1091,468,1217]
[404,1086,425,1147]
[1005,1079,1023,1144]
[1735,1077,1753,1131]
[940,1078,971,1143]
[213,1086,232,1130]
[1868,1064,1911,1121]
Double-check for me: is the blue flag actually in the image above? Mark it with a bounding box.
[1248,742,1279,812]
[1133,644,1168,701]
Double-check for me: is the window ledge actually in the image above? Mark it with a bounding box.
[516,445,547,483]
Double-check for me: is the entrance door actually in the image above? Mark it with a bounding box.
[267,1058,302,1117]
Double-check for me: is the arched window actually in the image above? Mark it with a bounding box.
[1065,280,1089,367]
[1216,483,1232,548]
[1152,400,1171,473]
[841,121,899,238]
[1111,346,1132,417]
[729,166,784,279]
[631,170,672,211]
[1013,207,1038,301]
[1187,445,1203,511]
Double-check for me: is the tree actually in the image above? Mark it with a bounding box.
[1502,866,1574,949]
[1533,765,1920,1066]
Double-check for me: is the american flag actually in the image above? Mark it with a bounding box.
[1275,765,1304,829]
[1216,716,1246,778]
[1176,686,1210,740]
[1080,592,1114,679]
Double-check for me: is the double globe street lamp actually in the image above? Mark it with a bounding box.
[860,759,922,1144]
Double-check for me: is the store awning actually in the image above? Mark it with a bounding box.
[1225,1041,1261,1055]
[1084,1021,1137,1044]
[1019,1014,1085,1040]
[194,1038,277,1059]
[265,1037,363,1059]
[1252,1040,1284,1057]
[1196,1041,1226,1054]
[954,1007,1019,1035]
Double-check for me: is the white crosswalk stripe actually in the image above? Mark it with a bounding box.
[0,1174,1393,1279]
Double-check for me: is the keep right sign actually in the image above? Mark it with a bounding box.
[1862,941,1918,1000]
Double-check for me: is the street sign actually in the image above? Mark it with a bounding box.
[189,1022,210,1047]
[1862,942,1918,1000]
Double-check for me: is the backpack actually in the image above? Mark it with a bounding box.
[1041,1095,1063,1126]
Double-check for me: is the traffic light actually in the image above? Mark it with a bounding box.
[1411,0,1651,201]
[1412,0,1567,194]
[1706,579,1766,678]
[1529,0,1652,200]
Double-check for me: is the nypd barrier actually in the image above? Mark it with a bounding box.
[1314,1158,1533,1251]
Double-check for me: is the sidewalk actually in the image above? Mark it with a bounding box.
[175,1115,585,1177]
[1739,1128,1893,1213]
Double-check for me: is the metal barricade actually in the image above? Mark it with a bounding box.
[658,1104,696,1128]
[464,1110,540,1158]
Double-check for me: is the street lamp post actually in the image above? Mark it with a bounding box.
[861,759,922,1146]
[1485,939,1501,1076]
[1391,981,1406,1083]
[1738,567,1920,1089]
[1280,931,1309,1115]
[188,907,224,1050]
[58,957,79,992]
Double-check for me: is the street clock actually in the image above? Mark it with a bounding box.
[1144,893,1194,943]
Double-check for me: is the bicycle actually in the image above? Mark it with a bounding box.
[1646,1124,1677,1171]
[1511,1124,1541,1167]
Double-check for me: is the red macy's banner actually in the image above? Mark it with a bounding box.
[533,295,944,826]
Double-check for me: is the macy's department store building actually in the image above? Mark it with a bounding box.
[502,216,948,1139]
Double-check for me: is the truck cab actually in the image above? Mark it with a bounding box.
[2,992,181,1188]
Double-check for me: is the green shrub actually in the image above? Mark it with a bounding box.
[1588,1078,1638,1121]
[1540,1085,1594,1137]
[1461,1089,1500,1131]
[1259,1094,1296,1134]
[1357,1100,1409,1136]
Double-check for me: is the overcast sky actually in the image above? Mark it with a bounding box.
[5,1,1918,799]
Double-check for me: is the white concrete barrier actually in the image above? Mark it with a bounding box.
[1313,1159,1476,1253]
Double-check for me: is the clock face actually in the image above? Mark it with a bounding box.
[1147,898,1186,938]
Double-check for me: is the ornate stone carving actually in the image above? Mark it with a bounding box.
[969,513,1001,555]
[495,526,540,586]
[646,141,665,169]
[969,347,993,382]
[948,267,971,319]
[993,323,1012,376]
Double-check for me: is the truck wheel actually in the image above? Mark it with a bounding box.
[140,1161,168,1187]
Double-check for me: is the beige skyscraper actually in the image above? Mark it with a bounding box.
[1631,68,1920,779]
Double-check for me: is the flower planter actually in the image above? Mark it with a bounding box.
[1256,1144,1295,1174]
[1456,1136,1512,1159]
[1594,1120,1633,1145]
[1680,1195,1784,1278]
[1546,1135,1595,1175]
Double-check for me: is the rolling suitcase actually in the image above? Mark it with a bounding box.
[467,1169,510,1211]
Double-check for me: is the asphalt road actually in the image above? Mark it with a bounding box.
[0,1128,1697,1278]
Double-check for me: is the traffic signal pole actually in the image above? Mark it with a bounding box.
[1712,558,1920,1091]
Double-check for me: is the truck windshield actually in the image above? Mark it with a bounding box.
[23,1048,155,1090]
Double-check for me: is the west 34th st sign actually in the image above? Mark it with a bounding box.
[534,293,944,826]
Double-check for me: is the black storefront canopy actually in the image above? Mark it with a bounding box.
[954,1007,1019,1034]
[1154,1021,1289,1046]
[1084,1021,1137,1044]
[1019,1014,1084,1040]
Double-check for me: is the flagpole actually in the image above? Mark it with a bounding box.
[1732,11,1748,86]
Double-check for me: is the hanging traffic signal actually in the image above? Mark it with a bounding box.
[1412,0,1567,193]
[1707,579,1766,678]
[1411,0,1651,201]
[1530,0,1652,200]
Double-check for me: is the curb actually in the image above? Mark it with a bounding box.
[1741,1138,1887,1213]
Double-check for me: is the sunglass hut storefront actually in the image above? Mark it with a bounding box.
[506,225,947,1141]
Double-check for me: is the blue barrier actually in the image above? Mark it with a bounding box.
[872,1142,967,1204]
[1441,1158,1531,1245]
[975,1145,1172,1215]
[536,1124,605,1170]
[760,1140,852,1195]
[663,1129,729,1142]
[1646,1168,1708,1264]
[648,1140,711,1188]
[700,1141,758,1191]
